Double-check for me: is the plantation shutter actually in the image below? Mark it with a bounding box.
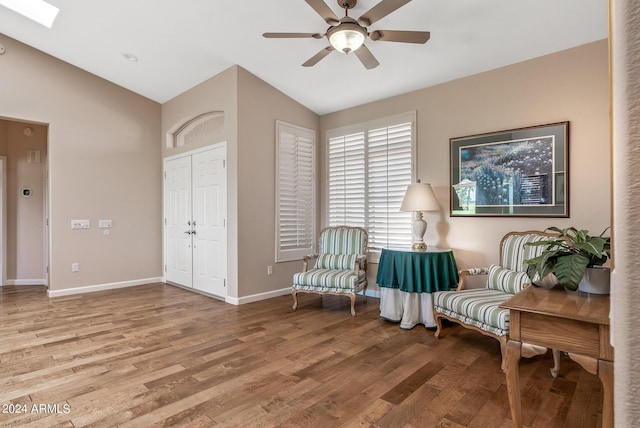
[327,113,415,257]
[367,123,413,251]
[328,132,366,227]
[276,121,315,262]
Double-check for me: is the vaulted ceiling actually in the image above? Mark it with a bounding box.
[0,0,608,114]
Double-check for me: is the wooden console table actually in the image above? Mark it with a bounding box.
[501,286,613,427]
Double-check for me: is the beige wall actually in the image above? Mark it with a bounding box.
[321,40,610,290]
[236,67,320,297]
[0,34,162,292]
[161,42,609,299]
[0,32,610,299]
[161,66,320,300]
[0,120,47,282]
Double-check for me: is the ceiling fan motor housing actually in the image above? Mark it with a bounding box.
[337,0,357,9]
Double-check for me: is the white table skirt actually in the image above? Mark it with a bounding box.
[379,287,436,329]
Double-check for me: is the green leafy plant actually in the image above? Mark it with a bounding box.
[524,227,611,291]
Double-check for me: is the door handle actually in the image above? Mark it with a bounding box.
[191,230,197,236]
[184,230,192,235]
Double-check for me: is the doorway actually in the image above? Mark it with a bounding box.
[0,119,48,287]
[163,143,227,298]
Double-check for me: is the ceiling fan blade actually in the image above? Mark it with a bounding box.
[302,46,335,67]
[354,45,380,70]
[358,0,411,27]
[263,32,324,39]
[304,0,340,26]
[369,30,430,44]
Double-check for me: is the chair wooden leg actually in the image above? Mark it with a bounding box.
[362,284,367,302]
[434,313,444,338]
[499,336,508,373]
[350,294,356,316]
[551,349,561,378]
[292,288,298,311]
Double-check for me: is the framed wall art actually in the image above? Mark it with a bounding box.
[450,122,569,217]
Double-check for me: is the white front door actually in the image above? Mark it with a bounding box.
[192,147,227,297]
[164,155,193,287]
[163,144,227,298]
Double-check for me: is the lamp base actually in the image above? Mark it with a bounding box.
[411,213,428,251]
[412,242,427,250]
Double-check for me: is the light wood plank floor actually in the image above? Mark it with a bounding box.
[0,283,603,427]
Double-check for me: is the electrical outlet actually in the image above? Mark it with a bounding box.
[71,263,79,272]
[267,265,273,276]
[99,219,112,228]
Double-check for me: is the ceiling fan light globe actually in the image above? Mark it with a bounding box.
[328,24,366,54]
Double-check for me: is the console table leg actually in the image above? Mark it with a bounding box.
[505,339,523,427]
[598,359,614,428]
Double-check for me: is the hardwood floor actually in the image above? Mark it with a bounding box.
[0,284,603,427]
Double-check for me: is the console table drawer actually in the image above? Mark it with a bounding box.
[516,312,601,358]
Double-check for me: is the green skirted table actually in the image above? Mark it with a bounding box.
[376,247,459,329]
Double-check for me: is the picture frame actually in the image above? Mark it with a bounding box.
[450,121,569,217]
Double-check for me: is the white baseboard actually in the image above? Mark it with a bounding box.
[365,288,381,299]
[37,279,379,301]
[225,287,291,305]
[225,287,379,305]
[5,279,46,286]
[47,277,163,297]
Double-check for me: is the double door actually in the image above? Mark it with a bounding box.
[164,145,226,297]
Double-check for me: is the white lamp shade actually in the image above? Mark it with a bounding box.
[400,183,440,212]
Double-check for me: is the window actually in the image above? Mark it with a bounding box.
[276,121,315,262]
[169,111,225,149]
[327,112,415,257]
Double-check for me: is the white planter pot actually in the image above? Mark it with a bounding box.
[578,266,611,294]
[533,272,559,289]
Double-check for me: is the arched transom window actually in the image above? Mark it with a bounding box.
[170,111,224,148]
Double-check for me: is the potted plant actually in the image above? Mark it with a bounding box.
[524,226,611,293]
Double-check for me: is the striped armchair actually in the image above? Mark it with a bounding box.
[292,226,368,316]
[433,231,558,371]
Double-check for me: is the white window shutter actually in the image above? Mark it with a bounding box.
[367,122,413,251]
[327,113,415,256]
[276,121,315,262]
[328,132,366,227]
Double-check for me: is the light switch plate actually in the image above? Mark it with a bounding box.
[71,219,90,229]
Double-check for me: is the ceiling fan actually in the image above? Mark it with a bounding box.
[263,0,430,70]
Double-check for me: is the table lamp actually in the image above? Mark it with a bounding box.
[400,182,440,249]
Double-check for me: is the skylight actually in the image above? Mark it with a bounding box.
[0,0,59,28]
